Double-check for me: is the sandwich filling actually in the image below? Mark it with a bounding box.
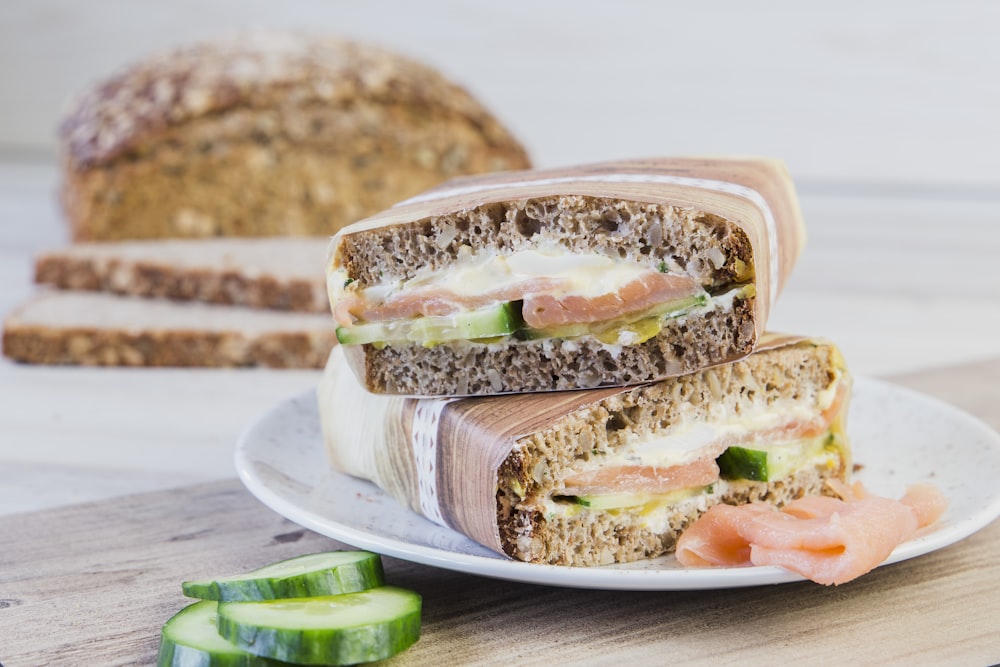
[329,245,750,347]
[527,366,850,522]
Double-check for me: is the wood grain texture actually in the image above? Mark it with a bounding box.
[1,480,997,666]
[2,361,999,666]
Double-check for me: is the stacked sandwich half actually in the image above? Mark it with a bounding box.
[317,157,853,567]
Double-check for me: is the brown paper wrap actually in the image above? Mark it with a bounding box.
[318,333,848,563]
[356,156,804,298]
[327,157,807,396]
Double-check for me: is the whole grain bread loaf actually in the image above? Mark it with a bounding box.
[59,30,531,241]
[34,238,330,312]
[2,291,336,368]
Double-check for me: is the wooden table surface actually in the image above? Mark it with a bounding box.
[3,359,998,667]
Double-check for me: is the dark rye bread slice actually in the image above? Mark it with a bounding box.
[59,30,530,241]
[317,335,851,567]
[337,196,750,288]
[34,238,330,313]
[2,291,336,368]
[363,299,754,395]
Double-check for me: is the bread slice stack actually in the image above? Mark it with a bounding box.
[4,29,531,369]
[3,239,339,368]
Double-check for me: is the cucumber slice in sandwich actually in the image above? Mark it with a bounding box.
[337,301,519,346]
[158,600,289,667]
[182,551,385,602]
[716,446,769,481]
[217,587,422,665]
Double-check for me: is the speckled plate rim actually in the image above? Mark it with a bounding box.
[235,377,1000,591]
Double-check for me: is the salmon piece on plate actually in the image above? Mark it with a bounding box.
[675,482,947,585]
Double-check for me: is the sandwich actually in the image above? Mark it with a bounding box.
[327,157,806,396]
[317,334,852,566]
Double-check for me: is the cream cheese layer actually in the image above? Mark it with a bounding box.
[330,245,695,313]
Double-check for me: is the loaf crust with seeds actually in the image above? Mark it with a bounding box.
[59,30,530,241]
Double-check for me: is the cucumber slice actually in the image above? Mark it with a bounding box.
[336,302,518,346]
[410,301,519,344]
[158,600,289,667]
[717,446,769,481]
[217,587,421,666]
[182,551,385,602]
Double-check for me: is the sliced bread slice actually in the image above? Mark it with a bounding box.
[34,237,331,313]
[2,291,337,368]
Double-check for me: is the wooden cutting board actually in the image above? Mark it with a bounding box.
[2,360,999,666]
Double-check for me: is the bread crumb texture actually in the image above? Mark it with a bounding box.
[338,195,750,288]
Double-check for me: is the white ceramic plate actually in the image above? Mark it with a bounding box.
[235,377,1000,590]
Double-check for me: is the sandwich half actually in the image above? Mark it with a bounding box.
[317,334,852,566]
[327,156,806,395]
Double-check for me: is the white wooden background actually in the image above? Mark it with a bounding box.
[3,0,999,187]
[1,1,999,514]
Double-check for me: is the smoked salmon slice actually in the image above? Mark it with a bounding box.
[670,503,773,567]
[674,482,947,585]
[334,277,560,327]
[334,269,702,330]
[563,457,721,496]
[558,376,849,499]
[520,272,701,328]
